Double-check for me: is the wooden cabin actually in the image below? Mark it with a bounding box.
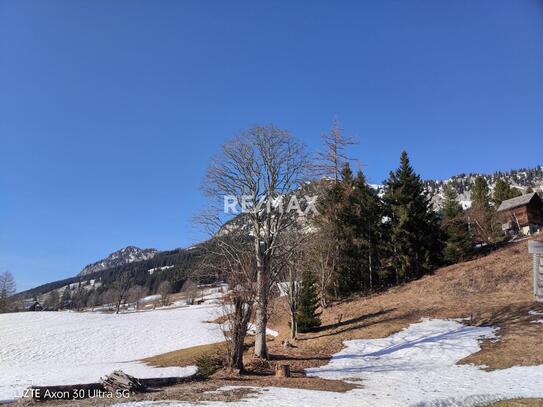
[497,192,543,236]
[22,299,43,311]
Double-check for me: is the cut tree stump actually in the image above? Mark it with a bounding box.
[100,370,146,393]
[275,364,291,378]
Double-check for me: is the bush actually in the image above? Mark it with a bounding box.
[195,352,223,377]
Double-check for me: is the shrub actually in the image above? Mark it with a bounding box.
[195,352,223,377]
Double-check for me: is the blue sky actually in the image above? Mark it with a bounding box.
[1,1,542,290]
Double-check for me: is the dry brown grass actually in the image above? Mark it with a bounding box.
[490,400,543,406]
[143,335,276,369]
[143,342,227,368]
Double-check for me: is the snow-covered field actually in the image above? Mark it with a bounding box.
[119,319,543,407]
[0,303,223,402]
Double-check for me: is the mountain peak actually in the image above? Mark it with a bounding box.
[78,246,159,276]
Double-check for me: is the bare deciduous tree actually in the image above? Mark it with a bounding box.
[127,285,147,309]
[101,288,118,310]
[197,231,256,371]
[157,281,172,306]
[181,279,199,305]
[217,239,256,370]
[44,290,60,310]
[202,125,309,359]
[308,223,336,309]
[86,289,100,311]
[273,230,311,339]
[314,119,356,181]
[0,271,16,312]
[111,270,132,313]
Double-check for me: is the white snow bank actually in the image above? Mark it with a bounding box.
[118,319,543,407]
[0,304,223,402]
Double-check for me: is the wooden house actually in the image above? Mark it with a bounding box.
[497,192,543,236]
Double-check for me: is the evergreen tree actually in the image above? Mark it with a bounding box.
[472,176,491,209]
[509,187,522,199]
[318,162,357,298]
[296,269,321,333]
[441,183,473,263]
[442,182,462,219]
[352,170,382,292]
[492,179,521,206]
[492,179,511,207]
[383,151,442,284]
[333,163,360,296]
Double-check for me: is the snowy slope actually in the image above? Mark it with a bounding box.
[119,319,543,407]
[0,304,223,402]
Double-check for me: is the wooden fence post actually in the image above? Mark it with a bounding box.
[529,241,543,302]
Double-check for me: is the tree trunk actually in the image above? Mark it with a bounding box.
[254,257,269,359]
[290,313,297,339]
[229,319,246,370]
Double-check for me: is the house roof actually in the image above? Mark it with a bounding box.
[497,192,540,212]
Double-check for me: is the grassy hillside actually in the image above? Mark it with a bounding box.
[264,237,543,372]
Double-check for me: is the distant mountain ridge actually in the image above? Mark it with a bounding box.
[78,246,159,276]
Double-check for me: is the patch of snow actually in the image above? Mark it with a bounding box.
[0,304,223,402]
[139,294,162,303]
[148,265,174,275]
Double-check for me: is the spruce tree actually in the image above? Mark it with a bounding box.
[472,176,491,209]
[317,162,383,298]
[383,151,442,284]
[352,170,382,292]
[493,179,511,207]
[296,269,321,333]
[442,182,462,219]
[333,163,360,296]
[509,187,522,199]
[318,172,343,297]
[441,183,472,263]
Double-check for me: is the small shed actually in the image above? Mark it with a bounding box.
[497,192,543,236]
